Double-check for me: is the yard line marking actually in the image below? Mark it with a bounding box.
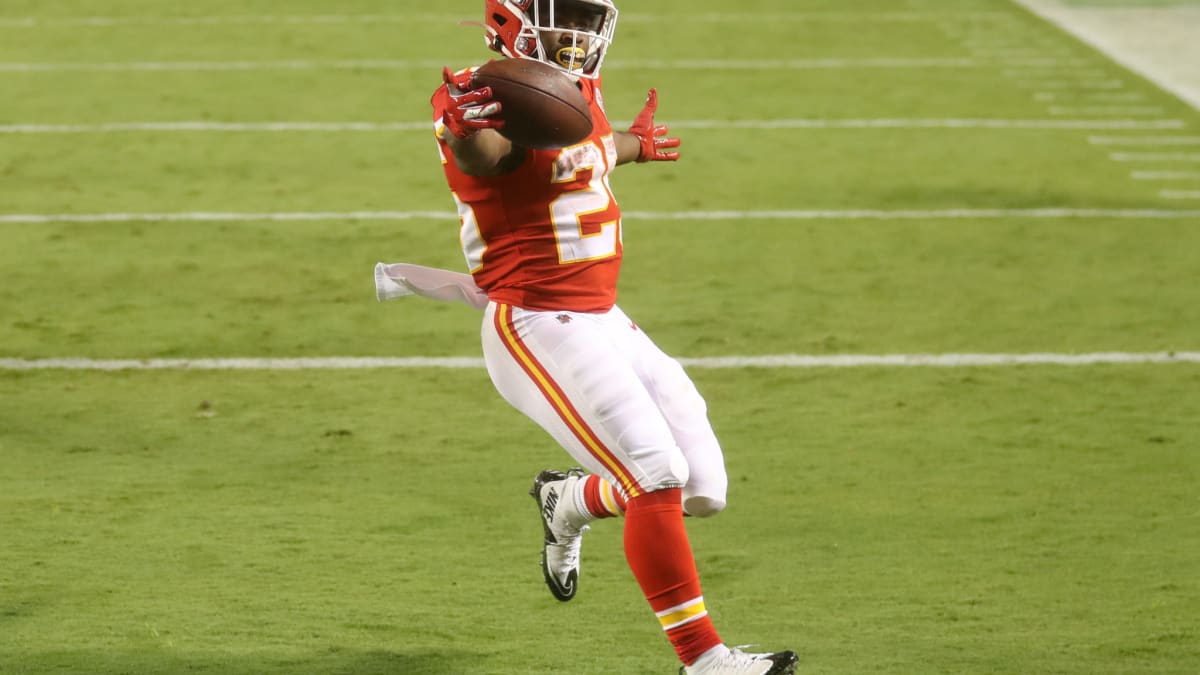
[0,119,1186,135]
[0,211,457,224]
[0,14,466,27]
[0,357,485,370]
[1132,170,1200,180]
[619,58,985,69]
[669,119,1184,130]
[1018,80,1072,89]
[1003,68,1105,77]
[1016,80,1124,89]
[964,40,1060,49]
[1082,80,1127,89]
[2,353,1197,371]
[973,49,1071,58]
[0,12,1014,28]
[0,59,447,72]
[618,209,1200,220]
[0,57,1088,73]
[1090,136,1200,146]
[0,121,435,133]
[1084,92,1147,102]
[4,208,1199,225]
[1048,106,1163,115]
[1110,152,1200,162]
[1161,190,1200,199]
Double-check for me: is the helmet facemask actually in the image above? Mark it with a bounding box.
[486,0,618,80]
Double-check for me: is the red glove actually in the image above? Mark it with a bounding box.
[436,67,504,140]
[628,88,680,162]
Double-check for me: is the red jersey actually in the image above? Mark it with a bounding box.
[433,72,622,313]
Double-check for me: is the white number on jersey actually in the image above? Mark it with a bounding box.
[551,136,620,264]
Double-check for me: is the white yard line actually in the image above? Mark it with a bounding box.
[669,119,1182,130]
[1132,170,1200,180]
[0,57,1087,73]
[0,59,444,72]
[1047,106,1162,116]
[0,119,1187,135]
[1161,190,1200,200]
[1,353,1197,371]
[1110,152,1200,162]
[0,14,465,27]
[1004,68,1107,78]
[0,12,1012,28]
[0,211,456,224]
[1082,92,1148,102]
[0,122,435,133]
[1015,79,1124,89]
[1090,136,1200,146]
[970,49,1071,58]
[3,208,1199,225]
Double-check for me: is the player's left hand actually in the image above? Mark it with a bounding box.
[628,88,681,162]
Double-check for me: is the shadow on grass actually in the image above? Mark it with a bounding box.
[0,647,490,674]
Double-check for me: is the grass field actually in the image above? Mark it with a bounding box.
[2,1,1198,673]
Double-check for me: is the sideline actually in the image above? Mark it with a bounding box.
[1013,0,1200,111]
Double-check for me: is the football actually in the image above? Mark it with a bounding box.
[470,58,594,150]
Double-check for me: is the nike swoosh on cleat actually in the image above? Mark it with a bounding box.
[541,552,577,602]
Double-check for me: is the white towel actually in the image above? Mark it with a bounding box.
[374,262,489,311]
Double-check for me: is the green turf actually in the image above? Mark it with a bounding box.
[2,0,1199,673]
[2,219,1198,359]
[2,367,1197,674]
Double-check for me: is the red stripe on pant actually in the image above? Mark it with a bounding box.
[492,303,644,497]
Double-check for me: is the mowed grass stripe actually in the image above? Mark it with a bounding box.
[0,58,1087,73]
[3,353,1198,370]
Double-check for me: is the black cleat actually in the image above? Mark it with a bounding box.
[529,468,588,602]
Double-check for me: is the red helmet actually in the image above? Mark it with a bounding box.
[483,0,618,79]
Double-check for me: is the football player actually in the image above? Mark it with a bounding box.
[423,2,799,673]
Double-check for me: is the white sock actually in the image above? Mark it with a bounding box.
[565,474,595,530]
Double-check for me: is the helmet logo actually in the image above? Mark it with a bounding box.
[554,46,586,70]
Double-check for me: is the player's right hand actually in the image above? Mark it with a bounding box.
[438,67,504,140]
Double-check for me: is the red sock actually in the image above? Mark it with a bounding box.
[623,488,722,666]
[582,474,626,518]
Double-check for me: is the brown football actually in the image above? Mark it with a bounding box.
[470,58,594,150]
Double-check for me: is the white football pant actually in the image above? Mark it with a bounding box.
[482,302,728,517]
